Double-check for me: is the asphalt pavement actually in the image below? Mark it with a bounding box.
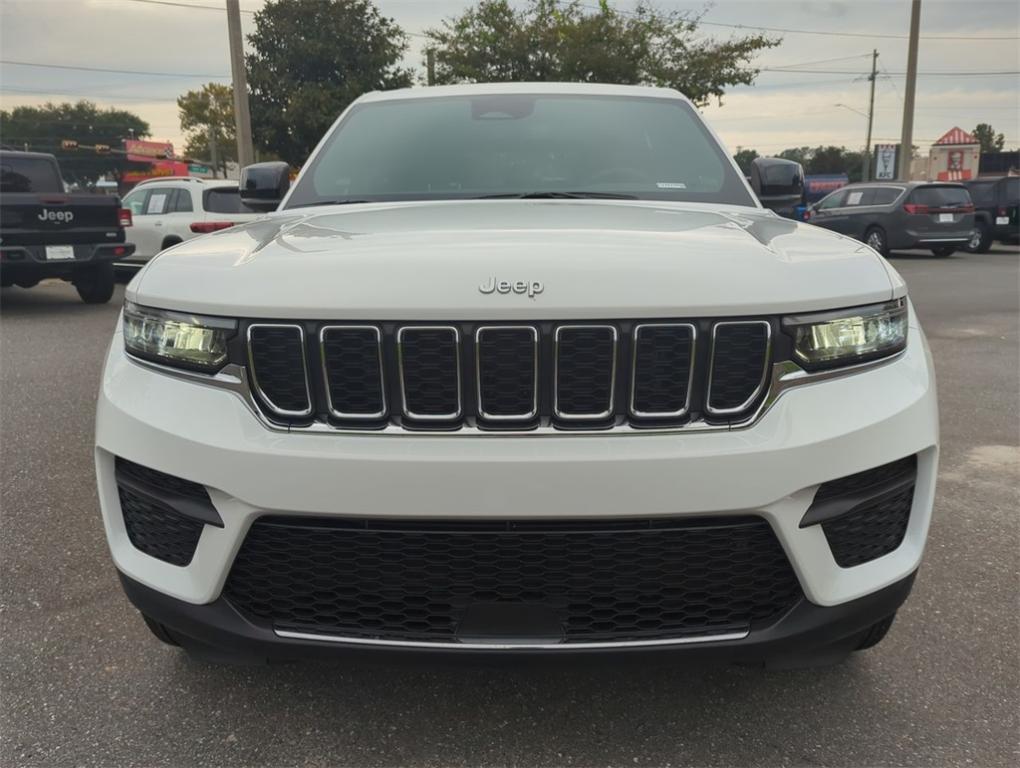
[2,245,1018,768]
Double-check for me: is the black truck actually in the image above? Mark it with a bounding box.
[0,150,134,303]
[963,176,1019,252]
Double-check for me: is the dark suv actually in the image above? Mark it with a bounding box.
[963,176,1019,252]
[808,181,974,257]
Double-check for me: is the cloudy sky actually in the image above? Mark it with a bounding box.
[1,0,1018,158]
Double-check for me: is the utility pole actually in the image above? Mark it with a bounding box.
[226,0,254,170]
[208,125,219,179]
[426,49,436,86]
[862,49,878,182]
[898,0,921,180]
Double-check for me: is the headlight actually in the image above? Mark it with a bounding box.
[123,302,236,372]
[783,298,907,369]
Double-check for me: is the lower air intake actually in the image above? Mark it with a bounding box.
[224,515,802,645]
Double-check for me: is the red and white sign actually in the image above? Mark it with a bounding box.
[929,127,979,182]
[125,139,175,163]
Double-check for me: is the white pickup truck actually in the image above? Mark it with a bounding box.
[95,83,938,668]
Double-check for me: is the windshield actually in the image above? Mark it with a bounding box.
[284,94,754,209]
[910,185,971,208]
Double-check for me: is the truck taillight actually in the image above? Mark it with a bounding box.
[998,206,1008,216]
[190,221,236,234]
[903,203,929,215]
[959,204,975,213]
[119,208,133,227]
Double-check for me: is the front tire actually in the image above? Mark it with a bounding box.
[931,246,956,257]
[966,223,992,253]
[74,262,115,304]
[864,226,889,257]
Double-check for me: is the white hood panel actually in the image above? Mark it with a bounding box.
[131,200,895,320]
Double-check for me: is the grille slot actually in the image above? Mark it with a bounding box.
[248,324,311,417]
[707,321,771,414]
[554,325,618,420]
[224,515,803,645]
[320,326,386,419]
[631,323,696,418]
[476,326,538,421]
[398,326,462,421]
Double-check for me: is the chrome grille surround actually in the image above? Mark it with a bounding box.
[318,325,387,420]
[475,325,539,422]
[246,323,313,419]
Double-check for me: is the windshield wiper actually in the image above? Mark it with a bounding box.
[289,199,375,209]
[474,191,638,200]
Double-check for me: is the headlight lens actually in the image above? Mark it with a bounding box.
[784,298,907,369]
[123,302,236,372]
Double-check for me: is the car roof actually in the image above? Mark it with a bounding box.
[356,82,690,104]
[134,177,237,188]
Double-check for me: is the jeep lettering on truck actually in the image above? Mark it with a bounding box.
[95,84,938,667]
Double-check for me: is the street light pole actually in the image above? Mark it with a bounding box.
[898,0,922,180]
[862,49,878,182]
[226,0,254,171]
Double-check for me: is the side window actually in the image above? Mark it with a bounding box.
[169,188,194,213]
[142,187,174,215]
[818,190,847,210]
[121,189,148,216]
[871,188,902,205]
[844,188,875,207]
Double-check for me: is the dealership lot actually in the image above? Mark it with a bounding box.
[1,246,1017,767]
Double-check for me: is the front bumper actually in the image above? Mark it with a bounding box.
[96,319,938,653]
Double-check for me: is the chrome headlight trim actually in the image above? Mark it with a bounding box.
[123,302,236,373]
[783,298,907,370]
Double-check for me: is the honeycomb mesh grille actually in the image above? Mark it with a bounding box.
[477,327,537,419]
[556,327,616,418]
[223,516,803,644]
[632,324,694,415]
[708,322,770,412]
[815,456,917,503]
[822,485,914,567]
[322,327,386,417]
[249,326,310,415]
[399,328,460,418]
[116,457,209,502]
[118,487,204,566]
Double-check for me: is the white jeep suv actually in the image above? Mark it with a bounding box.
[117,177,260,274]
[95,84,938,667]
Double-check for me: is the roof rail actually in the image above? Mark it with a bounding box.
[133,176,206,185]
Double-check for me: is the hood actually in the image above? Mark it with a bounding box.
[130,200,896,320]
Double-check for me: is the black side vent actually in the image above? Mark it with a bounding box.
[555,325,617,420]
[114,458,222,567]
[802,455,918,568]
[707,321,771,415]
[248,325,311,417]
[398,327,461,421]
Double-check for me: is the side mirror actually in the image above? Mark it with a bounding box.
[750,157,805,200]
[240,162,290,212]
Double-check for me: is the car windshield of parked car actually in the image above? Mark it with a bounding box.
[0,155,62,194]
[204,187,257,214]
[285,94,755,208]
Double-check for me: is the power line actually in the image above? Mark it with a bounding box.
[0,59,229,78]
[579,3,1020,40]
[759,67,1019,76]
[120,0,256,13]
[765,54,872,69]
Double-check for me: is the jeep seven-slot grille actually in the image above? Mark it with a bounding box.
[243,319,774,429]
[223,515,802,644]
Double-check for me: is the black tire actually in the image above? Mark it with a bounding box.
[966,222,993,253]
[931,246,956,257]
[75,262,115,304]
[864,226,889,257]
[160,237,182,252]
[141,614,180,646]
[855,612,896,651]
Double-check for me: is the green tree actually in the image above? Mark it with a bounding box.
[426,0,779,106]
[733,148,759,174]
[972,123,1005,153]
[246,0,414,165]
[178,82,235,177]
[776,145,866,182]
[0,101,150,185]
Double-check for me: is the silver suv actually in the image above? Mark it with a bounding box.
[809,181,975,257]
